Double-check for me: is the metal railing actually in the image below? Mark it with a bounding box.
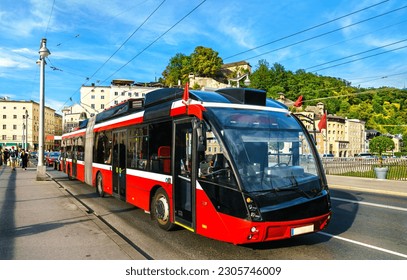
[321,157,407,181]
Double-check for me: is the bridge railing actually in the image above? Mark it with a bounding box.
[321,157,407,181]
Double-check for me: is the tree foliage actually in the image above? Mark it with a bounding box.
[162,46,222,86]
[248,61,407,149]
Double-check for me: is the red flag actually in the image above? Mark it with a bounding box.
[182,82,189,101]
[293,95,303,107]
[318,112,327,131]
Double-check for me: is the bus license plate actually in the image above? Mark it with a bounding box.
[291,224,314,236]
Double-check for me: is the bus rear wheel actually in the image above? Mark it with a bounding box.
[96,172,105,197]
[152,188,174,231]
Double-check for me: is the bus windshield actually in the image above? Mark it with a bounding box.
[211,107,322,194]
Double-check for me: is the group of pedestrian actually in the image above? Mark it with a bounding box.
[0,146,29,171]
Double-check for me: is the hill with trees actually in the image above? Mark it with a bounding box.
[161,47,407,149]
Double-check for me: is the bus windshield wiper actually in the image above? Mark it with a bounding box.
[275,186,313,199]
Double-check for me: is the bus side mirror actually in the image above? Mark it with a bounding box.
[194,120,206,152]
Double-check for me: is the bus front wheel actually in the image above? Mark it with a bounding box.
[96,172,105,197]
[152,188,174,231]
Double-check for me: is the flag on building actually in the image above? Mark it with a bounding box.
[293,95,303,107]
[318,112,327,131]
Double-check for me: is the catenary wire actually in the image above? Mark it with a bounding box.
[242,5,407,62]
[224,0,390,61]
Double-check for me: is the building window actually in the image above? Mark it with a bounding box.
[13,115,17,119]
[121,92,125,96]
[2,135,6,140]
[2,115,6,119]
[91,104,95,109]
[91,95,95,99]
[2,125,6,129]
[13,125,17,130]
[13,135,17,140]
[114,100,118,105]
[115,92,118,96]
[101,95,105,99]
[101,104,105,109]
[128,92,132,97]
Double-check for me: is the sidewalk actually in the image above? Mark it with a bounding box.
[326,174,407,197]
[0,164,144,260]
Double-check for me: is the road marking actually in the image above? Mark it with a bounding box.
[331,197,407,212]
[317,231,407,259]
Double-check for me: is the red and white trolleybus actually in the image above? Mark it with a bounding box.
[61,86,331,244]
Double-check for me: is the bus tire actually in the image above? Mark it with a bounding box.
[152,188,174,231]
[96,172,105,197]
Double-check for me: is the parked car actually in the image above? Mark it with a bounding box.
[356,153,377,159]
[30,151,38,159]
[45,152,61,167]
[322,153,334,159]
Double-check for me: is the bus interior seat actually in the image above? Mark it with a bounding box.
[158,146,171,173]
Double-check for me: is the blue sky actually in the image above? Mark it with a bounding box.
[0,0,406,113]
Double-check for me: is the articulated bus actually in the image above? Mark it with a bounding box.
[61,86,331,245]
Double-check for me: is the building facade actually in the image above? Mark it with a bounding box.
[0,99,59,151]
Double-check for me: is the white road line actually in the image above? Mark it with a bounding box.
[317,231,407,259]
[331,197,407,212]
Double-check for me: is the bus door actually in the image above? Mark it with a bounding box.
[173,119,196,231]
[112,130,127,200]
[72,139,78,178]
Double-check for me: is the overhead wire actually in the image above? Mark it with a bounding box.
[280,19,407,65]
[311,44,407,72]
[224,0,390,61]
[305,38,407,71]
[61,0,207,113]
[242,5,407,62]
[58,0,168,111]
[44,0,56,38]
[99,0,207,84]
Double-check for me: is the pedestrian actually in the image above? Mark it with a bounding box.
[21,149,29,170]
[9,146,17,171]
[4,148,9,166]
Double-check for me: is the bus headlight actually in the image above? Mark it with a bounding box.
[245,195,262,221]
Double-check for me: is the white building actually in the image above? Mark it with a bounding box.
[0,99,61,151]
[62,79,161,132]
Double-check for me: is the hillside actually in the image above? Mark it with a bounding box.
[249,61,407,142]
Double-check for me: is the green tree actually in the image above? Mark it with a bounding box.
[250,60,272,91]
[161,53,191,86]
[190,46,223,77]
[369,136,395,167]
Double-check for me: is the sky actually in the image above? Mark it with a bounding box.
[0,0,406,113]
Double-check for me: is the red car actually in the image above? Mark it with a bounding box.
[45,152,61,167]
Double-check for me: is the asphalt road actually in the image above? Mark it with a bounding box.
[48,169,407,260]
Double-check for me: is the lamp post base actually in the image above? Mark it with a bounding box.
[36,166,48,181]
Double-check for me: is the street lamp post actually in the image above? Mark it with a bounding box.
[227,73,251,88]
[36,38,50,181]
[25,109,28,150]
